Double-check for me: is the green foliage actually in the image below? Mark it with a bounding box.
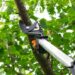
[0,0,75,75]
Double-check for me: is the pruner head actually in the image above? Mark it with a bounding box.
[19,20,48,39]
[19,21,43,34]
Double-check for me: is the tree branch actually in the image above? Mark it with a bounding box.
[15,0,31,26]
[14,0,55,75]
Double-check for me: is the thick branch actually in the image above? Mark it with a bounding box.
[15,0,31,25]
[29,37,55,75]
[14,0,55,75]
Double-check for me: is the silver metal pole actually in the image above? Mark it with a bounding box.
[38,39,74,67]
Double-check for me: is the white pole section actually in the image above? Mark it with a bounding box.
[38,39,74,67]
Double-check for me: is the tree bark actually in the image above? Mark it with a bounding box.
[14,0,55,75]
